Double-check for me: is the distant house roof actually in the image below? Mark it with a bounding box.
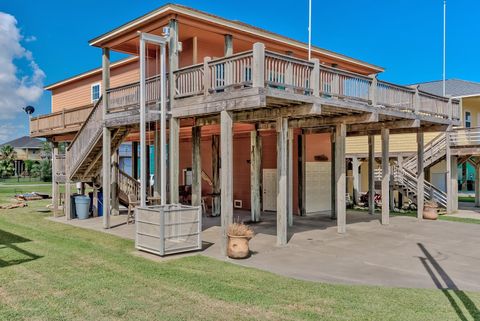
[0,136,44,149]
[413,79,480,98]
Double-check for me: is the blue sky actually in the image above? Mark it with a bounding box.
[0,0,479,143]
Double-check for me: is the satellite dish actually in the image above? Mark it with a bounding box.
[23,105,35,115]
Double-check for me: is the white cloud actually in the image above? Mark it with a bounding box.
[0,123,25,143]
[0,12,45,120]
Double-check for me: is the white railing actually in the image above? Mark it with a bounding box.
[265,51,313,94]
[66,97,104,179]
[403,132,447,172]
[450,127,480,147]
[174,63,204,98]
[319,66,371,101]
[207,51,253,92]
[106,75,166,112]
[376,81,415,111]
[118,167,140,199]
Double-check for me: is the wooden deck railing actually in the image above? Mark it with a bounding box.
[449,127,480,147]
[92,44,462,121]
[118,167,140,199]
[66,97,104,178]
[30,105,93,137]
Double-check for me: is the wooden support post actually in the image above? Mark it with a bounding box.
[252,43,265,88]
[212,135,221,216]
[369,74,378,106]
[287,128,294,227]
[203,57,211,96]
[446,131,452,213]
[417,130,425,220]
[145,143,150,196]
[298,132,307,216]
[191,126,202,207]
[102,128,111,228]
[397,156,404,209]
[330,129,336,219]
[111,150,119,216]
[381,128,390,225]
[368,135,375,215]
[65,180,71,219]
[475,164,480,207]
[102,47,111,228]
[220,111,233,256]
[52,143,59,215]
[250,130,262,222]
[276,117,288,245]
[352,156,360,205]
[168,19,178,111]
[224,34,233,56]
[169,117,179,203]
[92,186,98,217]
[310,58,320,97]
[132,141,139,179]
[452,156,458,212]
[335,123,347,233]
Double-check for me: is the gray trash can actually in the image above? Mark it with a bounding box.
[75,196,91,220]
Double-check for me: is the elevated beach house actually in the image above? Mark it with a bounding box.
[31,4,460,255]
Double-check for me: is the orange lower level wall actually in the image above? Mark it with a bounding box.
[177,131,332,215]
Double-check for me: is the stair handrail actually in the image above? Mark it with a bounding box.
[118,167,140,199]
[66,96,104,179]
[402,132,447,172]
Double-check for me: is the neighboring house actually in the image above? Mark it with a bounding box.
[30,4,460,252]
[345,79,480,206]
[0,136,44,176]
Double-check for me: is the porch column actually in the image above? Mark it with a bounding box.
[351,156,360,205]
[330,129,336,219]
[250,129,262,222]
[335,123,347,233]
[417,130,425,220]
[169,117,180,203]
[92,185,99,217]
[381,128,390,225]
[368,134,375,215]
[287,128,294,227]
[277,117,288,245]
[220,111,233,256]
[212,135,221,216]
[397,156,404,209]
[52,142,59,215]
[168,18,178,111]
[191,126,202,207]
[102,47,111,229]
[224,34,233,56]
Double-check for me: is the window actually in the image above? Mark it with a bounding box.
[91,83,101,102]
[465,111,471,128]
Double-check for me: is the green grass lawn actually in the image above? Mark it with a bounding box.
[0,198,479,320]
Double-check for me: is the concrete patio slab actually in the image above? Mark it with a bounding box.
[48,210,480,291]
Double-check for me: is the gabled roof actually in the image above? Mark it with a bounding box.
[413,79,480,98]
[1,136,44,149]
[88,3,384,73]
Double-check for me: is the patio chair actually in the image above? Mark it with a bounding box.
[127,194,140,225]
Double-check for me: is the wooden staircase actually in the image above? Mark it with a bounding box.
[66,96,130,182]
[117,168,140,207]
[375,132,448,208]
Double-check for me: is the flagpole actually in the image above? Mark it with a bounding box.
[308,0,312,60]
[443,0,446,96]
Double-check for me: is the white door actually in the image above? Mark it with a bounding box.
[263,169,277,211]
[305,162,331,213]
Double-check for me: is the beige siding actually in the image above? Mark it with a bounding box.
[346,132,441,155]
